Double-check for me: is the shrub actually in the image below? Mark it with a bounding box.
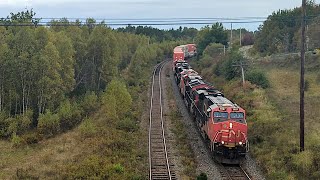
[81,91,98,115]
[241,33,254,46]
[221,51,244,80]
[292,150,314,176]
[103,79,132,119]
[58,99,82,130]
[61,155,109,179]
[116,117,138,132]
[11,133,25,147]
[112,163,124,174]
[79,118,97,138]
[197,172,208,180]
[21,131,41,144]
[6,118,18,137]
[37,111,60,137]
[246,70,270,88]
[16,110,33,134]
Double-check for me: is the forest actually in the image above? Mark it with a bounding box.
[254,1,320,55]
[0,10,179,143]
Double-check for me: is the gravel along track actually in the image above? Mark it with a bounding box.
[219,164,251,180]
[161,61,184,179]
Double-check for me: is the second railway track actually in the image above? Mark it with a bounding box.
[149,61,176,180]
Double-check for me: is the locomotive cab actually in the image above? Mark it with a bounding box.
[198,93,249,164]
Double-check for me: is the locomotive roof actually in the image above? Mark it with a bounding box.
[189,75,202,79]
[175,62,189,67]
[189,79,206,88]
[177,66,191,72]
[196,88,221,95]
[181,69,197,75]
[207,95,238,109]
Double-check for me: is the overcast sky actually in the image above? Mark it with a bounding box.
[0,0,318,30]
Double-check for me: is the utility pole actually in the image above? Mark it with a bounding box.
[230,23,233,46]
[240,28,242,46]
[300,0,306,152]
[232,60,248,87]
[306,25,309,51]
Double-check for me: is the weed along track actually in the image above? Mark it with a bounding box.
[149,61,177,180]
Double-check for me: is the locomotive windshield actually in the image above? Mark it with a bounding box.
[230,112,246,123]
[213,112,228,122]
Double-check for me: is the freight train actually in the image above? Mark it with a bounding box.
[172,44,249,164]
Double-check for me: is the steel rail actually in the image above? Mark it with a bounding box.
[149,61,175,180]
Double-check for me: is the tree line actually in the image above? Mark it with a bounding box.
[254,0,320,55]
[0,10,177,142]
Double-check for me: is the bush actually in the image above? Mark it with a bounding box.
[16,110,33,134]
[222,51,244,80]
[81,91,98,115]
[21,131,41,144]
[61,155,109,179]
[292,150,314,176]
[112,163,124,174]
[0,111,33,137]
[103,79,132,119]
[116,117,138,132]
[37,111,60,137]
[79,118,97,138]
[58,99,82,130]
[11,133,25,147]
[197,172,208,180]
[246,70,270,88]
[6,118,18,137]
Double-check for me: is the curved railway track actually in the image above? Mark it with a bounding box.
[219,164,251,180]
[149,61,176,180]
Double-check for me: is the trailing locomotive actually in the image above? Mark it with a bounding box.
[172,44,249,164]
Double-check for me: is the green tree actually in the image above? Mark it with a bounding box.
[36,42,63,113]
[102,80,132,119]
[53,31,75,92]
[196,23,228,55]
[87,27,120,91]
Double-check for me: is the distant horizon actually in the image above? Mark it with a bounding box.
[0,0,318,31]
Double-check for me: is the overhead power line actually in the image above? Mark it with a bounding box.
[0,21,266,26]
[1,15,319,27]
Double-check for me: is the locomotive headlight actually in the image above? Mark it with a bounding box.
[239,142,243,145]
[221,141,225,144]
[229,123,233,129]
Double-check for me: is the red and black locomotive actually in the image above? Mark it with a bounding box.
[173,44,249,164]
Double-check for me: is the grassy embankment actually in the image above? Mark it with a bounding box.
[190,48,320,179]
[251,53,320,179]
[0,83,150,179]
[0,104,148,179]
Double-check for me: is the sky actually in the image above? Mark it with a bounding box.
[0,0,319,31]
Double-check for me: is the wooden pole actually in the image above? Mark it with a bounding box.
[300,0,306,152]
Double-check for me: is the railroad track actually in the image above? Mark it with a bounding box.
[219,164,251,180]
[149,61,176,180]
